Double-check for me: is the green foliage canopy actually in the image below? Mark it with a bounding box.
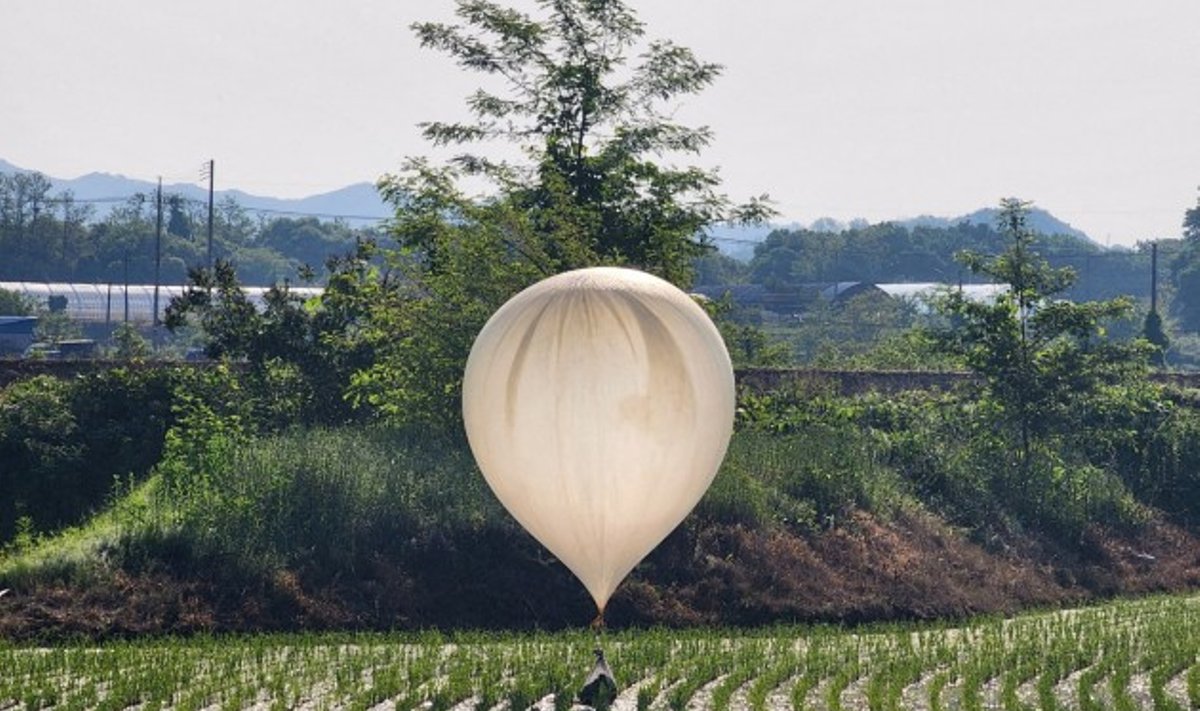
[915,199,1166,534]
[1170,190,1200,332]
[165,252,382,425]
[398,0,770,285]
[357,0,771,429]
[934,199,1150,465]
[0,287,34,316]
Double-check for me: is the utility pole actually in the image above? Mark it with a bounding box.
[62,200,69,272]
[204,159,215,269]
[1151,241,1159,314]
[123,250,130,323]
[30,204,40,277]
[154,177,163,330]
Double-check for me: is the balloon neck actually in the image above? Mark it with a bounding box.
[590,609,606,632]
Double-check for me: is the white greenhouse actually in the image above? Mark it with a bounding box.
[0,282,324,324]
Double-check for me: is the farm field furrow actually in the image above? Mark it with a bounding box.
[1,594,1198,711]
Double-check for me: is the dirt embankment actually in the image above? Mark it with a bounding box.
[2,511,1200,640]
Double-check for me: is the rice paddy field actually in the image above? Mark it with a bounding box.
[2,594,1199,711]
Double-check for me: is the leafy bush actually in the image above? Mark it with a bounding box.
[0,286,35,316]
[0,377,84,540]
[727,386,912,527]
[107,322,150,360]
[165,256,380,427]
[737,383,1164,539]
[0,365,230,543]
[1093,385,1200,524]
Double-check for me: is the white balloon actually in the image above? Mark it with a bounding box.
[462,267,735,613]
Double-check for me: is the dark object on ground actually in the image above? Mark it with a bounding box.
[578,647,617,708]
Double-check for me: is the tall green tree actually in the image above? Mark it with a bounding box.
[166,194,193,239]
[0,172,53,236]
[0,172,55,279]
[1172,189,1200,331]
[934,198,1149,470]
[391,0,770,286]
[1184,187,1200,241]
[356,0,770,428]
[1142,308,1169,365]
[165,249,385,425]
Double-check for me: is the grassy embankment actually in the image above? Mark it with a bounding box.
[4,378,1200,636]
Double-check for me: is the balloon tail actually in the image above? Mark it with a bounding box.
[590,609,606,632]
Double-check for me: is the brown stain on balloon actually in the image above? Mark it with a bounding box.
[617,296,696,441]
[597,291,638,355]
[504,299,554,428]
[501,287,696,440]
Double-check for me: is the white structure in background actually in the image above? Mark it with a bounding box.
[0,282,324,325]
[875,282,1008,307]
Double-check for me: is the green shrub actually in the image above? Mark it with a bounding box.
[699,454,799,529]
[710,423,909,529]
[0,365,229,543]
[107,322,150,360]
[742,385,1156,538]
[1081,385,1200,524]
[0,376,83,540]
[867,390,1146,537]
[67,367,175,497]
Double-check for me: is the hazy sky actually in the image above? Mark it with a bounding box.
[4,0,1199,246]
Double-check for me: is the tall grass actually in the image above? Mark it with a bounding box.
[702,427,910,531]
[158,426,502,570]
[160,420,915,573]
[2,417,920,589]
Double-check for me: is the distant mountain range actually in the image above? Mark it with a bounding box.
[0,159,392,227]
[2,159,1093,254]
[901,208,1090,242]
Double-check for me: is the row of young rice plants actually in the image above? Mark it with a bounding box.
[1,594,1198,710]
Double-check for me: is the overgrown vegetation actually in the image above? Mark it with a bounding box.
[3,0,1200,639]
[0,286,34,316]
[0,368,178,542]
[6,358,1200,604]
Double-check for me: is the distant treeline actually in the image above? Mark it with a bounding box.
[699,220,1161,304]
[0,169,1185,318]
[0,171,385,287]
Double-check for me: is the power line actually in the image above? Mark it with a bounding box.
[36,194,389,223]
[41,196,140,205]
[235,205,389,221]
[704,235,1155,259]
[18,193,1176,247]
